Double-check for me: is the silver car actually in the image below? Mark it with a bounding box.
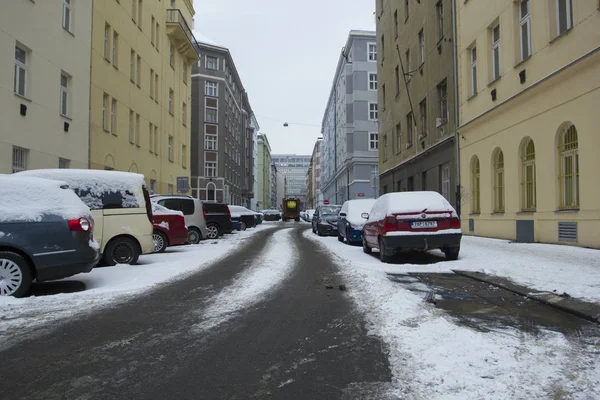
[150,195,208,244]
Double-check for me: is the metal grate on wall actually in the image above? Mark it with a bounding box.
[469,218,475,232]
[558,222,578,243]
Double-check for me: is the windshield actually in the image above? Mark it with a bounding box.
[320,206,341,216]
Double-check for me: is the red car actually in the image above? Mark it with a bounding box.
[361,191,462,263]
[152,203,188,253]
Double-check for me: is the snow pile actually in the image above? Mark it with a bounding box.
[342,199,377,227]
[16,169,146,210]
[152,202,183,217]
[0,175,91,222]
[368,191,457,222]
[194,228,297,332]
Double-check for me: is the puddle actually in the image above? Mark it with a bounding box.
[387,272,599,337]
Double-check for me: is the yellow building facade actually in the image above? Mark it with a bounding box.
[457,0,600,248]
[90,0,199,194]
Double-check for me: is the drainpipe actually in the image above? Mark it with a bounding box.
[451,0,461,216]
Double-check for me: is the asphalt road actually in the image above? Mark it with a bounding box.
[0,225,393,400]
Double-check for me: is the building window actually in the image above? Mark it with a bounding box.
[150,69,154,99]
[470,46,477,95]
[154,125,159,155]
[156,23,160,49]
[131,0,136,22]
[405,49,411,81]
[418,29,425,64]
[438,79,448,123]
[369,103,378,121]
[556,0,573,36]
[436,1,444,38]
[521,138,536,211]
[205,134,217,150]
[493,149,505,213]
[369,132,378,150]
[406,112,413,147]
[519,0,531,60]
[129,110,135,143]
[14,45,28,97]
[182,63,187,84]
[62,0,72,32]
[136,55,141,86]
[404,0,409,21]
[135,113,140,145]
[151,16,155,46]
[130,50,135,81]
[394,9,399,39]
[558,123,579,210]
[154,73,159,100]
[169,88,174,114]
[419,98,427,136]
[168,184,173,195]
[150,179,156,194]
[59,73,70,117]
[59,158,70,169]
[368,43,377,61]
[102,93,109,131]
[104,23,111,61]
[137,0,142,28]
[381,35,385,61]
[149,122,154,153]
[382,84,386,110]
[471,157,481,213]
[182,102,187,126]
[441,165,450,201]
[206,56,218,70]
[492,23,501,80]
[12,147,28,173]
[205,81,218,96]
[369,73,377,90]
[182,145,187,168]
[168,135,174,161]
[205,162,217,177]
[169,43,174,68]
[395,123,402,153]
[112,31,119,67]
[421,171,427,190]
[111,99,117,134]
[395,65,400,95]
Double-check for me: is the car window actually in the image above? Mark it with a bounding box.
[74,188,137,210]
[161,199,183,212]
[320,206,341,216]
[181,199,195,215]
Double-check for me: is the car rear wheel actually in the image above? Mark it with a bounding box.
[362,237,372,254]
[240,221,247,231]
[187,227,201,244]
[206,224,219,239]
[0,251,32,298]
[104,237,139,266]
[317,227,323,236]
[379,238,391,263]
[153,230,168,253]
[444,247,460,261]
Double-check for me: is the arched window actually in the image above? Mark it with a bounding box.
[493,149,505,212]
[558,124,579,209]
[521,138,536,211]
[207,182,216,201]
[471,156,481,213]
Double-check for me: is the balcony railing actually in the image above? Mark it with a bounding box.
[166,9,200,60]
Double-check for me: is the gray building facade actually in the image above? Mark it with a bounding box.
[321,31,380,205]
[190,42,255,206]
[272,154,311,208]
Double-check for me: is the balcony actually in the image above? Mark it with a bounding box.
[166,9,200,62]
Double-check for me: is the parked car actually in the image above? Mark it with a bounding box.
[305,209,315,222]
[151,195,208,244]
[17,169,154,266]
[338,199,377,244]
[0,176,100,297]
[361,191,462,263]
[261,210,281,221]
[311,205,342,236]
[254,212,264,225]
[228,206,257,231]
[151,203,188,253]
[202,202,233,239]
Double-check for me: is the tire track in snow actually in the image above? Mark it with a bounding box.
[193,228,298,332]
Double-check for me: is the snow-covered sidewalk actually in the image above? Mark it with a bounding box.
[0,224,276,349]
[306,231,600,399]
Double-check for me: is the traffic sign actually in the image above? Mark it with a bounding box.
[357,193,365,197]
[323,200,330,205]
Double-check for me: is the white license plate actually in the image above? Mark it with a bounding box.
[411,221,437,229]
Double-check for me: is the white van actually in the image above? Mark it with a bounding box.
[16,169,154,265]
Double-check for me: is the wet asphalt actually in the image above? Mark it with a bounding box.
[0,225,393,400]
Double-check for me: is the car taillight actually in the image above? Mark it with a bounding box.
[69,217,91,232]
[450,218,461,229]
[202,205,207,220]
[383,216,398,233]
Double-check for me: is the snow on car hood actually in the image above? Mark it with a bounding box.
[0,175,91,222]
[152,202,183,216]
[367,191,457,223]
[228,206,254,218]
[343,199,377,227]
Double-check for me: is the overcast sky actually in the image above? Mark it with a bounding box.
[192,0,376,156]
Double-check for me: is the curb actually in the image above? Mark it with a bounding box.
[452,270,600,325]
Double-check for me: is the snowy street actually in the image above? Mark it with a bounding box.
[1,223,599,399]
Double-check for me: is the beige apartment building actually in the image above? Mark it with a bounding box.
[89,0,199,194]
[457,0,600,248]
[0,0,92,173]
[376,0,458,209]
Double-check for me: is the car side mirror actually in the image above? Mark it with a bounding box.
[339,212,347,217]
[361,212,369,219]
